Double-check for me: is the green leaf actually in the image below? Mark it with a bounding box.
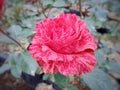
[42,0,54,6]
[21,52,38,76]
[11,65,22,78]
[91,17,103,27]
[95,51,106,65]
[54,73,69,88]
[9,52,38,77]
[23,4,37,12]
[17,29,35,39]
[82,69,115,90]
[21,59,31,75]
[67,0,75,4]
[43,74,55,82]
[107,0,120,15]
[7,25,22,38]
[53,0,66,7]
[9,54,22,77]
[0,64,10,74]
[67,86,78,90]
[43,74,50,80]
[99,42,113,55]
[85,18,97,35]
[108,60,120,74]
[91,0,108,3]
[95,6,109,22]
[21,18,36,29]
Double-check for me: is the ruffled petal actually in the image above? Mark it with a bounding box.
[56,50,97,76]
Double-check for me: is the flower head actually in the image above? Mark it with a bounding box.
[0,0,4,17]
[29,14,97,76]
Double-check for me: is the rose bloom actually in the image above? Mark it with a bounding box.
[29,14,97,76]
[0,0,4,17]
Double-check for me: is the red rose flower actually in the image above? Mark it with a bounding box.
[29,14,97,76]
[0,0,4,17]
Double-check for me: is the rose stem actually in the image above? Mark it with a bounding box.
[0,29,26,51]
[79,0,83,18]
[38,0,48,18]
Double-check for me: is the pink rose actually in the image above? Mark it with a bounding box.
[29,14,97,76]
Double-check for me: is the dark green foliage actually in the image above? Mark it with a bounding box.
[82,69,115,90]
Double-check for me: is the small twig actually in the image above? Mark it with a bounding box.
[98,36,101,44]
[79,0,83,17]
[108,16,120,23]
[0,29,26,51]
[38,0,48,18]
